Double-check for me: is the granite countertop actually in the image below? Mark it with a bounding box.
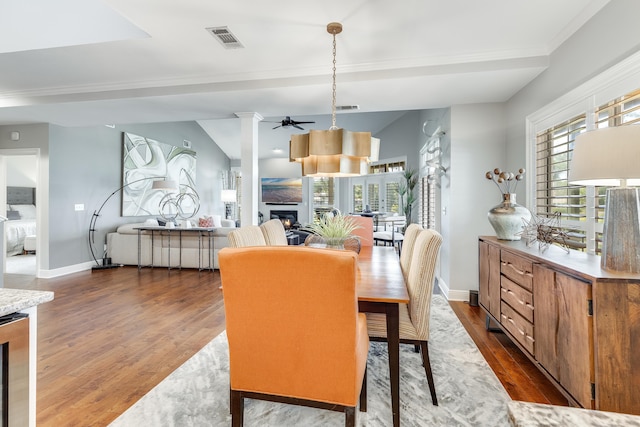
[508,401,640,427]
[0,288,54,317]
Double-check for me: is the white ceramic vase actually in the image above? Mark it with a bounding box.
[487,193,531,241]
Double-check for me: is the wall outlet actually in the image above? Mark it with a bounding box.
[75,204,84,211]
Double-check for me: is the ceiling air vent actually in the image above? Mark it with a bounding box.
[206,26,244,49]
[336,105,360,112]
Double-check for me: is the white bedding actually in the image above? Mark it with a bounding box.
[5,219,36,256]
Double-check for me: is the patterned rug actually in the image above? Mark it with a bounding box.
[110,295,511,426]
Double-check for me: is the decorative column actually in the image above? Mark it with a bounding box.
[235,112,263,226]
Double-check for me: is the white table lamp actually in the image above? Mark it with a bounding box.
[569,126,640,272]
[221,189,237,220]
[221,189,237,203]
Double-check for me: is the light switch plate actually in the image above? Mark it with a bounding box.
[75,204,84,211]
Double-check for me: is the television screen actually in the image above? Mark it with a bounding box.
[261,178,303,204]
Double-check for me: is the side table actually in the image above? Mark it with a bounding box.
[285,232,300,246]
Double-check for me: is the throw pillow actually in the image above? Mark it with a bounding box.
[198,216,213,227]
[6,210,20,220]
[211,214,223,228]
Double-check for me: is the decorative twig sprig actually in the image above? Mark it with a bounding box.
[485,167,525,195]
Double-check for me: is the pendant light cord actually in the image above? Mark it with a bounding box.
[328,23,342,130]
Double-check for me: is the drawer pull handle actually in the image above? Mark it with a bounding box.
[506,290,533,310]
[507,317,525,337]
[505,262,532,278]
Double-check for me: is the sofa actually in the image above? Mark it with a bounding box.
[106,218,236,269]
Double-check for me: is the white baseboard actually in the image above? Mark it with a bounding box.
[437,277,475,301]
[447,289,472,302]
[38,261,95,278]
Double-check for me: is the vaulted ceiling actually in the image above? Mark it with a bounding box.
[0,0,609,158]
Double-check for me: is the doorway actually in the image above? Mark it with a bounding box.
[2,152,39,277]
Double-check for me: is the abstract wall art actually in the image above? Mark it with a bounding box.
[122,132,197,216]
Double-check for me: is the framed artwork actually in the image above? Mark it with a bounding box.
[261,178,303,204]
[122,132,197,216]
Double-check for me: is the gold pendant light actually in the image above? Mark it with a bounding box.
[289,22,380,177]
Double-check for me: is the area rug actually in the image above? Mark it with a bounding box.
[109,295,511,426]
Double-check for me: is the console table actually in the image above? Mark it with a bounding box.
[478,236,640,415]
[135,226,215,271]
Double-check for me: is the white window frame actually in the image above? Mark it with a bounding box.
[526,51,640,254]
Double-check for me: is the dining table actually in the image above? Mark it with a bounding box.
[356,245,409,427]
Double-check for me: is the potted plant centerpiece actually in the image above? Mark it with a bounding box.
[303,213,361,249]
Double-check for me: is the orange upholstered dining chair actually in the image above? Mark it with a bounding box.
[346,215,374,246]
[227,225,267,247]
[218,246,369,427]
[366,228,442,406]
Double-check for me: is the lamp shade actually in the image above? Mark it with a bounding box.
[151,179,178,191]
[221,189,237,202]
[290,129,380,177]
[569,125,640,273]
[569,126,640,187]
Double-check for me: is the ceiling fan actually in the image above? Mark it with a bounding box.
[265,116,315,130]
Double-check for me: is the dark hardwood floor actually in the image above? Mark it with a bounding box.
[6,267,226,427]
[6,268,566,426]
[449,300,568,407]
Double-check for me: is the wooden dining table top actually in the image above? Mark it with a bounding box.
[356,246,409,304]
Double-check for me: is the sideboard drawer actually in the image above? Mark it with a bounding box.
[501,276,534,323]
[501,301,535,355]
[501,250,534,291]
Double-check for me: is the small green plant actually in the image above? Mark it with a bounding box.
[303,214,361,239]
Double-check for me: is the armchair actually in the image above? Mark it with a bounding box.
[218,246,369,426]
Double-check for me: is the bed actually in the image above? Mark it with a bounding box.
[5,187,37,256]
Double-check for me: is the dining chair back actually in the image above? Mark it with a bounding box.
[406,229,442,340]
[259,218,288,246]
[218,246,369,426]
[347,215,374,246]
[366,228,442,406]
[228,225,267,247]
[399,223,423,278]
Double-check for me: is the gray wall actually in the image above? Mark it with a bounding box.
[7,156,36,187]
[375,110,423,173]
[47,121,229,270]
[506,0,640,204]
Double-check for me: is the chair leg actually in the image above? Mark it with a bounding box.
[414,344,420,353]
[345,406,356,427]
[230,389,244,427]
[420,341,438,406]
[359,365,367,412]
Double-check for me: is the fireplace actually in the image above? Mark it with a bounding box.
[270,210,298,229]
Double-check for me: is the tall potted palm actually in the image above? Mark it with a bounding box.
[398,169,418,227]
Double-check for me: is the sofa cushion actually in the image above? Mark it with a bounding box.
[116,223,147,235]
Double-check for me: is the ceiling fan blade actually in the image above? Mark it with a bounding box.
[293,125,304,130]
[272,125,282,129]
[295,121,315,124]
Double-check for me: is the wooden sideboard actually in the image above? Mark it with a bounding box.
[478,236,640,415]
